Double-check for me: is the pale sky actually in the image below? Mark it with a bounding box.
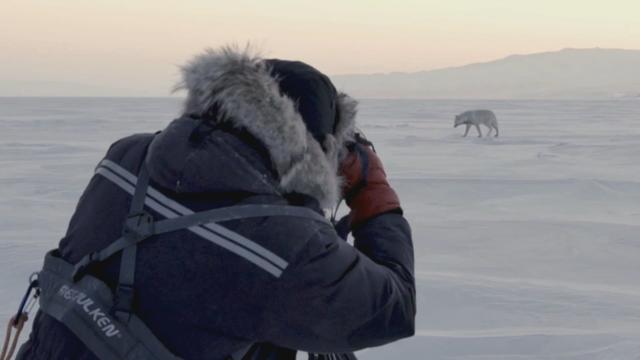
[1,0,639,96]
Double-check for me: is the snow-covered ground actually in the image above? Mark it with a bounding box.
[1,98,639,359]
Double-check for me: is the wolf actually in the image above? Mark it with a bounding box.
[454,110,499,137]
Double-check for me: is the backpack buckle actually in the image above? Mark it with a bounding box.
[123,211,154,241]
[72,251,99,282]
[113,283,135,322]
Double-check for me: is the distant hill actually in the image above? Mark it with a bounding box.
[331,48,640,99]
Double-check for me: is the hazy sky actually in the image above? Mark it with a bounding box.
[2,0,639,96]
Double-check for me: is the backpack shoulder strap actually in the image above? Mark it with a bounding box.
[62,159,330,359]
[113,162,152,322]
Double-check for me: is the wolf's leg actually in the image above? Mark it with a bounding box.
[486,124,493,136]
[494,124,499,137]
[463,124,470,137]
[475,124,482,138]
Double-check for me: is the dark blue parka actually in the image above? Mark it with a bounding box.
[18,49,415,360]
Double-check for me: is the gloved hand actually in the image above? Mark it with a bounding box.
[339,139,401,228]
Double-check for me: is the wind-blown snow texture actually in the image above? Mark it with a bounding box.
[1,98,639,359]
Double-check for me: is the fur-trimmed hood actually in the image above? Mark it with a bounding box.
[172,46,358,209]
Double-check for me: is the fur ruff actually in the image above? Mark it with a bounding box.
[175,46,358,209]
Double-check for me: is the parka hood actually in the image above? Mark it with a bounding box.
[166,46,358,209]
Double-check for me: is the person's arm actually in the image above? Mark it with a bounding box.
[259,143,415,353]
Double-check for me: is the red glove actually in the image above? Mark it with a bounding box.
[340,143,401,227]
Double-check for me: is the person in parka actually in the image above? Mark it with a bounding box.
[17,46,415,360]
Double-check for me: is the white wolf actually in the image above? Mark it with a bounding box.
[454,110,499,138]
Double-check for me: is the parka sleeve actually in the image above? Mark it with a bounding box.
[259,212,415,353]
